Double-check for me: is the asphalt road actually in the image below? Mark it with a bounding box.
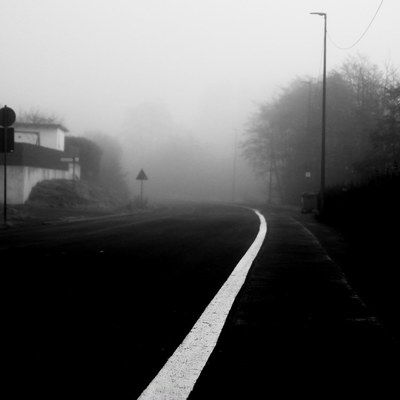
[189,209,399,399]
[2,203,259,398]
[3,203,398,398]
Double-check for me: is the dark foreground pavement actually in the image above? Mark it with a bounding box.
[188,209,399,399]
[3,204,398,398]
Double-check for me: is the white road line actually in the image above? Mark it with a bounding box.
[137,208,267,400]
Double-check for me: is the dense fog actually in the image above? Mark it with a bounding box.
[1,1,399,204]
[118,95,263,202]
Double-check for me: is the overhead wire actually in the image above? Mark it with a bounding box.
[328,0,384,50]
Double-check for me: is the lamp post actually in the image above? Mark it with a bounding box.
[311,12,327,214]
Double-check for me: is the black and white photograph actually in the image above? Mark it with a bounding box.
[1,1,399,398]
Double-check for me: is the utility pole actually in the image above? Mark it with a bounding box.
[302,79,313,192]
[231,130,238,203]
[268,133,274,205]
[268,156,273,205]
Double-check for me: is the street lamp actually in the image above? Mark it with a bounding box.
[311,12,327,214]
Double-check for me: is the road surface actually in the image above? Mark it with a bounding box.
[3,203,259,398]
[2,202,398,398]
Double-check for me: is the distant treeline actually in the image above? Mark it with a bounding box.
[65,133,129,201]
[242,54,400,205]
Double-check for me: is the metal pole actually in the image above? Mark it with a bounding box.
[3,126,7,225]
[73,157,76,181]
[320,13,327,214]
[311,12,327,214]
[268,156,273,205]
[231,130,238,203]
[268,130,275,205]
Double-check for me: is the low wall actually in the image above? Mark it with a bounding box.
[3,143,69,170]
[0,142,80,205]
[0,165,75,204]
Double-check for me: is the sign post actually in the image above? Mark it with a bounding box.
[136,169,148,204]
[60,156,80,180]
[0,106,16,225]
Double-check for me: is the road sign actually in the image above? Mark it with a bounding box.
[136,169,148,180]
[0,106,16,127]
[60,156,80,162]
[136,169,148,204]
[1,106,16,225]
[0,128,14,152]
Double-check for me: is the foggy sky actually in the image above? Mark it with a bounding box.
[1,0,398,133]
[1,0,399,201]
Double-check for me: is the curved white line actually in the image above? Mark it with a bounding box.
[137,208,267,400]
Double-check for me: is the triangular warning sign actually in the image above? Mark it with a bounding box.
[136,169,148,180]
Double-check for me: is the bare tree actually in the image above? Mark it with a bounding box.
[17,108,64,126]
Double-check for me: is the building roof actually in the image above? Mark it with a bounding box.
[13,122,69,132]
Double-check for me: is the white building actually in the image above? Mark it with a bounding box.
[14,122,67,151]
[0,122,80,204]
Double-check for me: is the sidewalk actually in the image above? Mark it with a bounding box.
[188,210,399,398]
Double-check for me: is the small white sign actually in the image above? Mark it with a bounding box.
[60,157,79,162]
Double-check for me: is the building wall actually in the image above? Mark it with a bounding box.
[5,143,71,170]
[14,124,66,151]
[35,127,65,151]
[15,131,39,145]
[1,132,79,204]
[0,165,75,204]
